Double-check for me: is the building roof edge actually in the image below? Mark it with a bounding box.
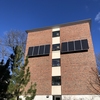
[26,18,91,33]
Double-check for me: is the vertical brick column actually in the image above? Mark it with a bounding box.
[52,28,61,95]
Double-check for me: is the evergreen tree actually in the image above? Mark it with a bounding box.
[7,46,36,100]
[0,59,11,99]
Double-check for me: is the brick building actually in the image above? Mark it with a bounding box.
[24,19,98,100]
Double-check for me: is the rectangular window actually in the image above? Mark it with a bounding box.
[53,95,61,100]
[52,76,61,85]
[52,44,60,51]
[52,31,60,37]
[52,59,60,67]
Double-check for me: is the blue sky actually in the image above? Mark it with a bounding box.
[0,0,100,54]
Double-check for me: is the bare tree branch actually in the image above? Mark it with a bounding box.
[88,54,100,94]
[0,30,27,59]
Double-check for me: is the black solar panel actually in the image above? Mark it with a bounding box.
[68,41,74,51]
[75,40,81,51]
[28,47,33,56]
[28,44,50,57]
[39,45,44,55]
[61,42,68,53]
[45,45,50,55]
[33,46,39,56]
[81,39,89,50]
[61,39,89,54]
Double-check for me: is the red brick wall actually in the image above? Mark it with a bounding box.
[25,21,97,95]
[60,22,97,94]
[25,29,52,95]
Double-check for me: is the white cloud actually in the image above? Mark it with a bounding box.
[95,12,100,23]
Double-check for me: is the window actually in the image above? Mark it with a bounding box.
[56,97,60,100]
[52,59,60,67]
[53,96,61,100]
[52,31,60,37]
[52,44,60,51]
[52,76,61,85]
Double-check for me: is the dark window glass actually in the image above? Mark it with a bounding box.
[61,42,68,53]
[75,40,81,51]
[52,44,60,51]
[52,76,61,85]
[28,47,33,56]
[39,45,44,55]
[52,59,60,67]
[53,96,61,100]
[68,41,74,51]
[56,98,60,100]
[45,45,50,55]
[52,31,60,37]
[33,46,39,56]
[81,39,89,50]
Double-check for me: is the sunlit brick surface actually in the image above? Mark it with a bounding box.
[25,20,97,95]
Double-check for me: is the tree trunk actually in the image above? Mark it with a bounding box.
[17,96,19,100]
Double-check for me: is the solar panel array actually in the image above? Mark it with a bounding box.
[27,39,89,57]
[28,44,50,57]
[61,39,89,53]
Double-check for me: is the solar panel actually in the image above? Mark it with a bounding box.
[44,44,50,55]
[28,47,33,56]
[68,41,74,51]
[61,39,89,54]
[39,45,44,55]
[81,39,89,50]
[33,46,39,56]
[75,40,81,51]
[61,42,68,53]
